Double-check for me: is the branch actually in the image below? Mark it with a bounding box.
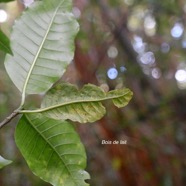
[0,109,20,129]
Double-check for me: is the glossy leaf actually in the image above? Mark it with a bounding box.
[40,83,133,123]
[0,155,12,169]
[15,114,90,186]
[0,30,12,55]
[5,0,79,99]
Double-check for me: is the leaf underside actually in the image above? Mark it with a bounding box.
[40,83,133,123]
[5,0,79,95]
[15,114,90,186]
[0,155,12,169]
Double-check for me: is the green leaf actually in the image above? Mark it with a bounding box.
[0,155,12,169]
[0,30,12,55]
[5,0,79,101]
[0,0,14,2]
[36,83,132,123]
[15,114,90,186]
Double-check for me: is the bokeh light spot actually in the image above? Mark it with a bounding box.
[161,43,170,53]
[182,40,186,48]
[144,15,156,36]
[124,0,134,6]
[21,0,34,7]
[152,68,161,79]
[107,46,118,59]
[175,69,186,82]
[132,35,146,54]
[171,23,184,39]
[139,51,155,65]
[120,66,127,72]
[0,10,8,23]
[107,68,118,80]
[73,7,81,18]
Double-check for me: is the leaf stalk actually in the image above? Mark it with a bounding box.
[0,108,21,129]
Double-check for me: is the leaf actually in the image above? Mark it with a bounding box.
[0,0,14,2]
[0,155,12,169]
[0,30,12,55]
[5,0,79,98]
[15,114,90,186]
[39,83,133,123]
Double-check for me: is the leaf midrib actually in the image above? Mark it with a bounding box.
[21,1,64,106]
[20,90,130,113]
[24,115,80,185]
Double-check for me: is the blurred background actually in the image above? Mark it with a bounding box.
[0,0,186,185]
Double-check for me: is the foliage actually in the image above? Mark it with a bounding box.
[4,0,79,101]
[1,0,186,185]
[0,0,132,185]
[0,30,12,55]
[0,0,14,2]
[0,155,12,169]
[15,115,90,186]
[21,83,132,123]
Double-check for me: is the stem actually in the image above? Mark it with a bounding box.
[0,109,21,129]
[20,93,26,108]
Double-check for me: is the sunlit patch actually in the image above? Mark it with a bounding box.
[144,15,156,30]
[139,51,155,65]
[144,14,156,36]
[107,68,118,80]
[171,23,184,39]
[107,46,118,59]
[161,42,170,53]
[73,7,81,19]
[0,10,8,23]
[127,6,145,32]
[151,68,161,79]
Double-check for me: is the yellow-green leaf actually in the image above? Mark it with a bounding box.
[31,83,133,123]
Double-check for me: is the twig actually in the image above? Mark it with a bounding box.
[0,109,20,129]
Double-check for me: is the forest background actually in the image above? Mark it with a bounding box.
[0,0,186,185]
